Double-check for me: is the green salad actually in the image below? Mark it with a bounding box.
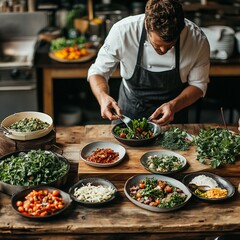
[114,117,154,139]
[0,149,69,186]
[8,117,50,132]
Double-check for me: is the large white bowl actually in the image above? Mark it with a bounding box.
[1,111,53,141]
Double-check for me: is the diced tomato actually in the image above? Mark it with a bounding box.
[164,185,173,193]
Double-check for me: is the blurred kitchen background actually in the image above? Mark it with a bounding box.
[0,0,240,126]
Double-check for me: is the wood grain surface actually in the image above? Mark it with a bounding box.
[0,124,240,239]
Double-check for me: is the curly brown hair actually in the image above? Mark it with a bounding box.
[145,0,185,42]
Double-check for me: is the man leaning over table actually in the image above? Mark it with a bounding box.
[87,0,210,126]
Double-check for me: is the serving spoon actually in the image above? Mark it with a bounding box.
[188,183,212,192]
[113,111,133,130]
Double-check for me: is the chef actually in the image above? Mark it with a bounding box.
[87,0,210,125]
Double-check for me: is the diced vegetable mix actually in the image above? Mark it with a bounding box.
[86,148,119,164]
[146,155,184,172]
[0,150,69,186]
[16,189,65,217]
[113,117,154,139]
[194,128,240,168]
[8,117,50,132]
[130,177,187,208]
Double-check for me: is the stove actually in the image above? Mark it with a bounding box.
[0,12,48,121]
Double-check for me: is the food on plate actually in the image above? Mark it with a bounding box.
[198,188,228,199]
[50,37,89,60]
[194,127,240,168]
[158,127,192,150]
[190,175,218,189]
[0,150,69,186]
[189,175,228,199]
[113,117,154,139]
[8,117,50,132]
[16,189,65,217]
[145,154,184,172]
[73,182,116,203]
[86,148,119,164]
[52,47,88,60]
[129,177,187,208]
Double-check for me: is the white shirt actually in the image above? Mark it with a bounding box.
[88,14,210,96]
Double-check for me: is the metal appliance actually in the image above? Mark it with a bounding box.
[0,12,48,121]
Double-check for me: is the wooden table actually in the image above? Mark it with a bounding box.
[1,124,240,239]
[35,43,240,119]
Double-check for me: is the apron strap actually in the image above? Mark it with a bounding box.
[136,25,147,66]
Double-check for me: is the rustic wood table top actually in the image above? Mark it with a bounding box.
[0,124,240,240]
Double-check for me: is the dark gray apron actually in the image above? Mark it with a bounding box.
[118,26,188,124]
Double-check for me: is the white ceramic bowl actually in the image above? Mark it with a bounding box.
[1,111,53,141]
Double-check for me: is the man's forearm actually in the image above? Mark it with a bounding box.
[169,86,203,113]
[89,75,110,105]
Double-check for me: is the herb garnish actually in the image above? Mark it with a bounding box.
[194,128,240,168]
[158,127,191,150]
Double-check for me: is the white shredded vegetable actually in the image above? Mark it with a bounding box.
[73,183,116,203]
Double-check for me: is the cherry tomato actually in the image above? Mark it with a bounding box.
[16,201,23,207]
[52,190,60,197]
[119,132,126,138]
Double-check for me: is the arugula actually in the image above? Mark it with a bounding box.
[194,128,240,168]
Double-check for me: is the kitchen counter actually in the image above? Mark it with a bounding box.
[35,42,240,119]
[0,124,240,240]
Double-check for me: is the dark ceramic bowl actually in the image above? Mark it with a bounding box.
[11,186,72,219]
[69,178,117,207]
[183,172,235,202]
[112,122,161,147]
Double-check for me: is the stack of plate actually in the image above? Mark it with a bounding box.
[201,26,235,59]
[235,32,240,54]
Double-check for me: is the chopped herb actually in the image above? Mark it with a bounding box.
[194,128,240,168]
[158,127,191,150]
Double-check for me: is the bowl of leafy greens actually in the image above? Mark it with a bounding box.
[0,149,70,195]
[112,118,161,147]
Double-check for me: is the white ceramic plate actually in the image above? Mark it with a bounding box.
[1,111,53,141]
[140,150,187,175]
[124,174,191,212]
[80,141,126,167]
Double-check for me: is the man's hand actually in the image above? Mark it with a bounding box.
[148,102,174,125]
[99,95,121,121]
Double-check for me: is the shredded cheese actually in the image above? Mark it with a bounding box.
[73,183,116,203]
